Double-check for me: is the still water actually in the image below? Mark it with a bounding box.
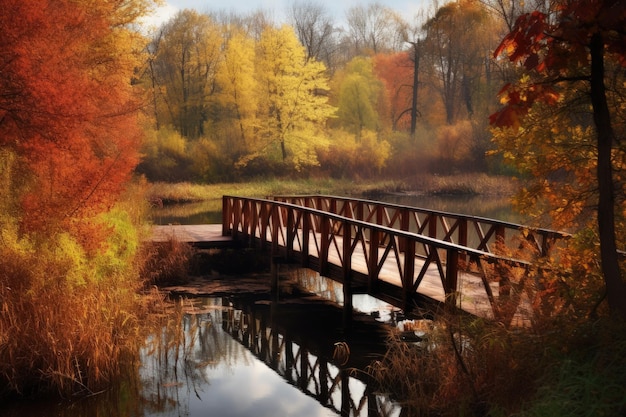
[1,283,403,417]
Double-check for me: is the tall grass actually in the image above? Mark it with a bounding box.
[0,179,160,398]
[370,309,626,416]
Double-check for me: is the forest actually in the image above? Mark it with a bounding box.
[137,0,506,181]
[1,0,626,414]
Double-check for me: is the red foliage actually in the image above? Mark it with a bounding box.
[490,0,626,129]
[0,0,142,242]
[373,52,414,130]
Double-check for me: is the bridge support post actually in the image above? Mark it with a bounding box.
[402,238,416,312]
[445,249,459,308]
[343,220,353,329]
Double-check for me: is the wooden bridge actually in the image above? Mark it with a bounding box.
[219,195,569,327]
[154,195,569,326]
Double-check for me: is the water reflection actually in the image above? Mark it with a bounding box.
[140,297,345,417]
[1,294,402,417]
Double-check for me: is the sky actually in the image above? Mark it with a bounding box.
[144,0,430,29]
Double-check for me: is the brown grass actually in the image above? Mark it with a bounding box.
[0,243,155,398]
[369,314,545,416]
[141,238,195,286]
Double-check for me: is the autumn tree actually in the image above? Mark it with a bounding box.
[334,56,385,139]
[208,29,258,177]
[0,0,155,396]
[422,0,497,124]
[0,0,149,238]
[490,1,626,318]
[249,25,335,171]
[373,52,414,131]
[148,10,222,139]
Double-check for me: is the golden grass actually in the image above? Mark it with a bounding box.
[0,244,155,398]
[369,315,542,416]
[145,174,516,204]
[0,179,164,399]
[142,237,195,285]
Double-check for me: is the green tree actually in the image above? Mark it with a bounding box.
[491,1,626,318]
[335,56,384,139]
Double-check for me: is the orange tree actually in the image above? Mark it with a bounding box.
[0,0,150,242]
[490,0,626,318]
[0,0,155,396]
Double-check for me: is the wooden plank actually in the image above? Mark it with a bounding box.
[151,224,233,248]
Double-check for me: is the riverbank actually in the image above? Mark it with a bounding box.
[145,173,517,205]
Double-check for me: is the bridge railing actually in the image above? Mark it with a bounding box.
[272,195,570,261]
[223,196,546,326]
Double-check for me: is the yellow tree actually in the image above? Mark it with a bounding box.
[251,25,335,171]
[215,30,257,153]
[334,56,385,139]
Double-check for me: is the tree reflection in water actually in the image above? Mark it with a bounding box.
[1,291,402,417]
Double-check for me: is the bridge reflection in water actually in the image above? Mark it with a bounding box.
[140,292,405,417]
[220,293,403,417]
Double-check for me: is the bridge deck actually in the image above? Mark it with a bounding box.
[151,224,519,322]
[151,224,233,248]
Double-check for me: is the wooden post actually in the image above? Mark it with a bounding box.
[445,248,459,309]
[299,348,308,391]
[286,208,294,260]
[458,218,468,265]
[250,201,259,247]
[320,215,330,276]
[341,369,350,416]
[343,219,353,329]
[368,229,380,293]
[356,201,363,221]
[222,196,230,236]
[429,213,438,239]
[319,358,329,405]
[271,204,279,258]
[403,237,416,312]
[302,212,310,267]
[400,208,409,252]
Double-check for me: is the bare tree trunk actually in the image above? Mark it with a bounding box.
[410,41,420,138]
[589,33,626,319]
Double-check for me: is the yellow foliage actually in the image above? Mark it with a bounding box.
[436,121,473,162]
[319,129,391,177]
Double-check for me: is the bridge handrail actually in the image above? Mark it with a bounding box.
[223,195,533,267]
[223,195,548,325]
[272,194,570,239]
[272,194,570,259]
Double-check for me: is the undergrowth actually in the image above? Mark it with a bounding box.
[370,312,626,417]
[0,180,162,399]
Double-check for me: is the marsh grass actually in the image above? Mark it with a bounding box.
[146,174,516,205]
[0,180,164,399]
[142,238,195,286]
[0,236,154,398]
[371,307,626,417]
